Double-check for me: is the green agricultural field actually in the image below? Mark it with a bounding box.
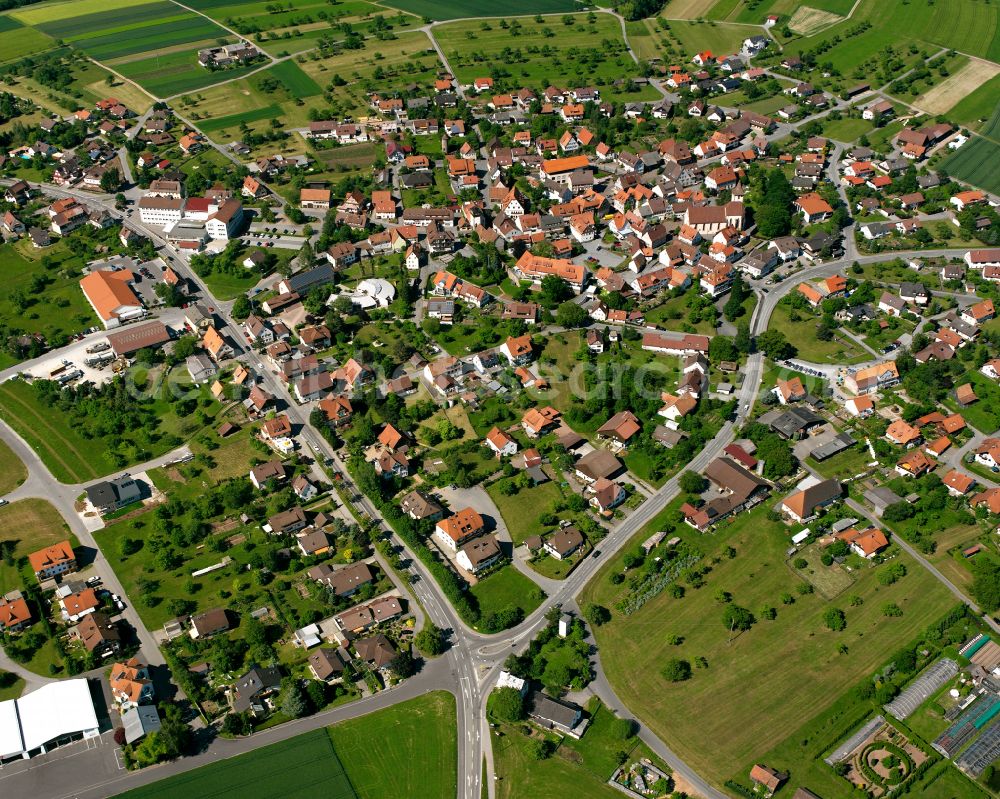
[10,0,156,25]
[114,50,261,97]
[0,24,55,63]
[187,0,390,33]
[115,727,358,799]
[0,438,26,496]
[197,103,283,132]
[434,13,661,100]
[382,0,581,20]
[265,59,322,96]
[782,0,1000,72]
[0,239,100,354]
[470,566,545,625]
[940,105,1000,194]
[0,499,76,592]
[947,73,1000,131]
[34,1,184,37]
[75,17,227,60]
[579,503,956,791]
[327,692,457,799]
[707,0,854,24]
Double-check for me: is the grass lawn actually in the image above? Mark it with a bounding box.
[495,696,669,798]
[0,376,190,484]
[663,19,763,55]
[905,518,982,596]
[770,304,868,364]
[314,142,382,177]
[94,427,267,629]
[493,724,622,799]
[820,115,874,143]
[810,444,874,480]
[486,479,562,546]
[326,692,456,799]
[579,502,955,791]
[642,289,717,336]
[0,238,101,352]
[0,437,27,495]
[912,762,989,798]
[0,674,24,701]
[790,543,855,599]
[942,370,1000,433]
[115,726,357,799]
[20,636,66,678]
[529,547,586,580]
[198,264,270,301]
[0,499,76,593]
[470,566,545,624]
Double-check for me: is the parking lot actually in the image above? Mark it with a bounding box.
[19,335,119,387]
[4,308,189,387]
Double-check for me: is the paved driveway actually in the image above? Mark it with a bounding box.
[435,485,509,545]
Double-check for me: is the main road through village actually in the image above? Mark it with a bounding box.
[0,171,989,799]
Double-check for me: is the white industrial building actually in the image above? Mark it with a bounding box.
[138,195,243,242]
[0,680,100,761]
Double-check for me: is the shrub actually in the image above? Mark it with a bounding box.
[488,687,525,723]
[824,607,847,631]
[661,658,692,682]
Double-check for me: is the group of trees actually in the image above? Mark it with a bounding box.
[31,376,182,468]
[740,422,797,479]
[123,704,192,769]
[753,169,796,239]
[502,610,592,696]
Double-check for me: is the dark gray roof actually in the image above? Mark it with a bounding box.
[86,481,116,508]
[768,407,823,438]
[284,264,335,294]
[865,485,903,511]
[811,433,855,461]
[400,172,433,189]
[231,664,282,713]
[528,691,583,729]
[122,704,161,744]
